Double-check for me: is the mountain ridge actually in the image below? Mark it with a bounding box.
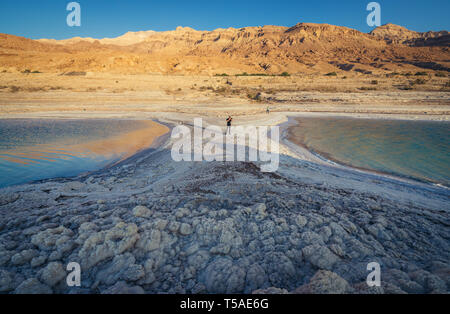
[1,22,449,75]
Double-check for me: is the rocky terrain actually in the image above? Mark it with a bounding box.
[0,117,449,294]
[370,24,450,47]
[0,22,449,75]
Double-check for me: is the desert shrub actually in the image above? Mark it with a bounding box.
[247,92,262,101]
[386,72,401,78]
[199,86,214,91]
[63,71,86,76]
[415,72,428,76]
[10,86,20,93]
[370,80,378,85]
[26,87,45,92]
[342,76,347,79]
[359,87,377,91]
[435,72,447,77]
[214,73,229,77]
[411,79,426,85]
[214,87,227,94]
[22,69,31,74]
[31,70,41,74]
[444,81,450,88]
[325,72,337,76]
[236,73,270,77]
[280,72,290,77]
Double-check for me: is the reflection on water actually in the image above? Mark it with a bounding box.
[288,117,450,187]
[0,119,168,188]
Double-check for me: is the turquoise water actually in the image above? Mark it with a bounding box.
[0,119,151,188]
[289,117,450,187]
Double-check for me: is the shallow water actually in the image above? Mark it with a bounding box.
[288,117,450,187]
[0,119,161,188]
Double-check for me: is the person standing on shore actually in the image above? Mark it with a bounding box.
[226,115,233,135]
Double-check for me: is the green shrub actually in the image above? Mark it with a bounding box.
[214,73,229,77]
[325,72,337,76]
[280,72,290,77]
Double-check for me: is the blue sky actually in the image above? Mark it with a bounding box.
[0,0,449,39]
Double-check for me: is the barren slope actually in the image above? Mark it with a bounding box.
[1,23,449,75]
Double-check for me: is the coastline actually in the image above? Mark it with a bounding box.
[0,111,449,294]
[0,119,169,189]
[282,116,450,190]
[1,111,449,197]
[1,111,448,198]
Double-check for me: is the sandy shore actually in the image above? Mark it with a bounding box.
[0,109,449,294]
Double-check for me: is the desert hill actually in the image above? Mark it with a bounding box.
[38,30,157,46]
[0,22,449,75]
[370,24,450,47]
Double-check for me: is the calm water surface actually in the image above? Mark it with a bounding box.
[0,119,156,188]
[289,117,450,187]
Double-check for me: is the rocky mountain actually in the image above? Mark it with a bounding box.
[0,23,448,75]
[38,30,157,46]
[370,23,450,47]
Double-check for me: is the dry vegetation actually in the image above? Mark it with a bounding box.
[1,70,448,97]
[0,71,449,119]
